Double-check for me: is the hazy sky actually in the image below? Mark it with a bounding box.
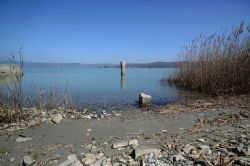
[0,0,249,63]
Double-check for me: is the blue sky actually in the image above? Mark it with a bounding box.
[0,0,249,63]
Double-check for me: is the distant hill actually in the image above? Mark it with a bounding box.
[125,62,177,68]
[0,61,177,68]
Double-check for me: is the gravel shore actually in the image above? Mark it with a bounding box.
[0,96,249,166]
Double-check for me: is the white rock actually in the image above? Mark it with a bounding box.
[85,153,96,159]
[139,93,152,107]
[89,160,102,166]
[134,147,159,159]
[16,137,33,143]
[58,154,83,166]
[85,115,92,119]
[52,114,63,124]
[84,158,96,165]
[10,157,15,162]
[197,138,205,143]
[183,144,195,154]
[96,153,104,159]
[74,160,83,166]
[128,139,139,148]
[112,140,129,149]
[67,154,77,161]
[198,145,212,155]
[22,156,36,166]
[176,154,186,161]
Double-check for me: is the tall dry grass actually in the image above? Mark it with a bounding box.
[164,22,250,95]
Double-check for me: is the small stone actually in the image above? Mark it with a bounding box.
[129,139,139,148]
[198,145,212,155]
[101,160,107,166]
[96,153,104,159]
[176,154,186,161]
[156,161,167,166]
[22,156,36,166]
[67,154,77,161]
[89,160,102,166]
[10,157,15,162]
[16,137,33,143]
[84,158,96,165]
[134,147,159,159]
[183,144,195,154]
[140,160,146,166]
[114,113,122,117]
[197,138,205,143]
[242,145,250,156]
[118,158,127,164]
[161,130,167,133]
[85,153,96,159]
[167,144,172,149]
[112,140,129,149]
[52,114,63,124]
[85,115,92,119]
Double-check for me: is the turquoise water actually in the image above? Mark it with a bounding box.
[4,67,179,111]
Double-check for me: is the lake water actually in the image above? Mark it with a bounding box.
[1,67,179,111]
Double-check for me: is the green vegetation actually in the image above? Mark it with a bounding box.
[163,22,250,95]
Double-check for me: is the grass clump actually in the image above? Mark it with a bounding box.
[164,22,250,95]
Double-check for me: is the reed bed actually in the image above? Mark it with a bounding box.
[164,22,250,95]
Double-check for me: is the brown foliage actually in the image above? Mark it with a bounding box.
[165,22,250,95]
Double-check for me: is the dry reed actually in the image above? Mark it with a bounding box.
[164,22,250,95]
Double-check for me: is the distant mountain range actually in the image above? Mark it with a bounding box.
[0,61,177,68]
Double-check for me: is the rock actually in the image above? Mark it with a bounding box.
[112,139,139,149]
[176,154,186,161]
[243,145,250,156]
[85,153,96,159]
[16,137,33,143]
[140,160,146,166]
[183,144,195,154]
[118,158,127,164]
[52,114,63,124]
[198,145,212,155]
[101,160,107,166]
[129,139,139,148]
[134,147,159,159]
[197,138,205,143]
[58,154,83,166]
[86,115,92,119]
[74,160,83,166]
[10,157,15,162]
[148,153,156,163]
[89,160,102,166]
[129,159,140,166]
[139,93,152,107]
[112,140,129,149]
[161,130,167,133]
[22,156,36,166]
[156,161,168,166]
[96,153,104,159]
[168,154,185,162]
[67,154,77,161]
[83,153,97,165]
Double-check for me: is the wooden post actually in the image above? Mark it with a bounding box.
[120,61,126,75]
[120,75,125,89]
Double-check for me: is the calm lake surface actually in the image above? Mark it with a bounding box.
[3,67,179,111]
